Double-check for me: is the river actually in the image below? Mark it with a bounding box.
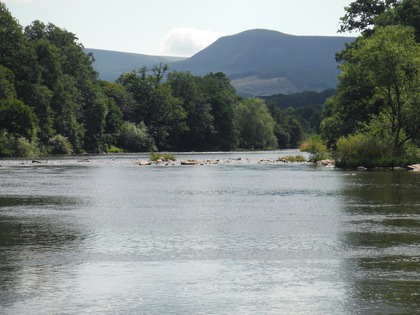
[0,151,419,314]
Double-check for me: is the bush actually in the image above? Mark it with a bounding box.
[335,114,420,168]
[14,137,40,157]
[118,122,155,152]
[49,134,73,155]
[106,145,124,153]
[278,155,307,162]
[0,131,40,157]
[150,152,176,161]
[300,135,329,162]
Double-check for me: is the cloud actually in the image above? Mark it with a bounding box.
[159,27,226,57]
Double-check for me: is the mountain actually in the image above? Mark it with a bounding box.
[170,29,355,96]
[84,49,187,81]
[261,89,337,109]
[87,29,355,96]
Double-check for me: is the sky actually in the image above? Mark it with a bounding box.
[3,0,359,57]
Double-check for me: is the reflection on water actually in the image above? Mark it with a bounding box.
[340,170,420,314]
[0,153,419,314]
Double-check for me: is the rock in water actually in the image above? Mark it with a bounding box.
[407,164,420,171]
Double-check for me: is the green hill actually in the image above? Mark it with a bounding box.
[86,29,355,97]
[171,29,354,96]
[84,48,186,81]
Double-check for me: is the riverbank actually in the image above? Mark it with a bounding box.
[2,153,420,171]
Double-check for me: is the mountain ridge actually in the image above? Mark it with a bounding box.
[87,29,355,96]
[84,48,187,81]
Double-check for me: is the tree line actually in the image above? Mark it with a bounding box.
[0,2,309,157]
[316,0,420,167]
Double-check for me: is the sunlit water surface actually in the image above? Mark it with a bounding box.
[0,152,419,314]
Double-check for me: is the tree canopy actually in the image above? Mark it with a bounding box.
[320,0,420,167]
[0,1,309,156]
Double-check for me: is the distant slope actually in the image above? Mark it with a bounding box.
[170,29,354,96]
[85,48,186,81]
[86,29,355,96]
[261,89,337,109]
[172,29,347,73]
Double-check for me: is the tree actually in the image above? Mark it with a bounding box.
[323,25,420,164]
[25,84,54,144]
[117,121,154,152]
[0,99,36,140]
[167,71,215,150]
[376,0,420,41]
[339,0,420,41]
[50,77,84,152]
[339,0,400,34]
[234,98,278,150]
[200,72,238,150]
[100,80,137,122]
[267,103,305,148]
[118,65,187,150]
[320,66,382,148]
[358,26,420,152]
[0,2,24,71]
[0,65,16,100]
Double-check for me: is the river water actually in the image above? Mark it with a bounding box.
[0,151,419,314]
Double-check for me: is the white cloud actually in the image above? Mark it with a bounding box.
[159,27,226,57]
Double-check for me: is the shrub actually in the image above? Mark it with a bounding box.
[150,152,176,161]
[278,155,307,162]
[14,137,40,157]
[336,132,385,167]
[106,145,124,153]
[0,131,39,157]
[300,135,329,162]
[335,114,420,168]
[49,134,73,155]
[118,122,155,152]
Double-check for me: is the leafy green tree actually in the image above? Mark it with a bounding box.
[48,134,73,155]
[300,135,329,162]
[340,0,420,41]
[376,0,420,41]
[103,97,124,144]
[0,65,16,100]
[167,71,215,150]
[117,121,154,152]
[288,118,305,147]
[0,2,132,155]
[357,26,420,151]
[339,0,399,34]
[0,99,36,140]
[267,103,305,148]
[200,72,238,150]
[100,80,137,122]
[118,65,187,150]
[234,98,278,150]
[24,84,54,145]
[323,26,420,153]
[0,2,24,72]
[291,105,323,134]
[50,77,84,152]
[320,67,382,148]
[83,92,108,152]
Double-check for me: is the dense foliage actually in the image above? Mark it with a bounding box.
[0,2,309,156]
[262,89,335,136]
[320,0,420,167]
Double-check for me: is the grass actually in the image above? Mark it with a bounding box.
[106,145,124,153]
[150,152,176,161]
[278,155,307,162]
